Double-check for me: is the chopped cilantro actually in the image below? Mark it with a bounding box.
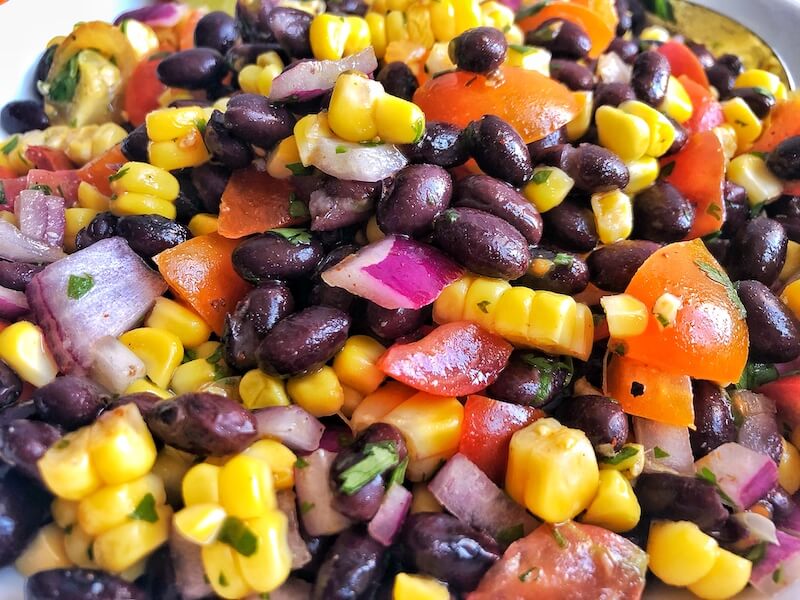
[613,342,627,356]
[295,456,309,469]
[749,150,768,161]
[653,446,670,459]
[67,273,94,299]
[737,361,778,390]
[338,441,399,495]
[660,161,676,177]
[655,313,671,328]
[745,542,766,565]
[412,118,425,143]
[644,0,675,21]
[218,572,229,587]
[552,252,573,267]
[749,201,765,219]
[496,523,524,546]
[55,438,71,450]
[286,162,313,176]
[108,166,129,182]
[476,300,491,313]
[531,169,552,184]
[509,44,536,55]
[195,118,207,135]
[515,1,550,20]
[1,136,19,155]
[706,203,723,220]
[289,196,309,218]
[389,456,409,487]
[518,566,540,582]
[0,183,6,205]
[695,260,746,318]
[129,493,159,523]
[552,527,567,548]
[697,466,717,485]
[335,145,348,154]
[271,227,312,245]
[600,445,639,465]
[29,184,52,194]
[48,54,81,103]
[218,516,259,557]
[300,501,315,514]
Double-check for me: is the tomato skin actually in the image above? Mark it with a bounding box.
[657,41,709,88]
[0,167,15,179]
[680,75,724,134]
[752,98,800,153]
[517,3,614,59]
[24,146,74,171]
[458,395,543,484]
[468,521,647,600]
[757,375,800,428]
[77,144,126,196]
[377,321,514,396]
[124,57,167,127]
[413,67,578,143]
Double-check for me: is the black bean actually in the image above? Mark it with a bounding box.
[33,45,57,97]
[526,127,567,163]
[767,135,800,180]
[608,37,638,63]
[173,192,203,225]
[26,569,146,600]
[559,395,628,453]
[686,42,716,69]
[0,100,49,134]
[145,393,258,456]
[116,215,191,259]
[377,164,452,237]
[541,197,599,252]
[536,143,576,173]
[766,487,798,530]
[203,110,253,169]
[448,27,507,74]
[635,473,728,531]
[194,11,240,54]
[488,351,572,408]
[265,7,313,58]
[326,0,369,15]
[0,419,60,481]
[738,280,800,363]
[309,245,358,311]
[257,305,351,375]
[704,237,730,266]
[401,121,468,169]
[157,48,228,89]
[631,51,670,106]
[376,61,419,101]
[233,231,323,282]
[716,53,744,76]
[690,381,735,459]
[729,87,776,119]
[142,547,181,600]
[31,376,109,430]
[0,361,22,410]
[632,180,695,242]
[465,115,533,186]
[454,175,543,245]
[570,143,630,192]
[120,124,149,163]
[313,529,388,600]
[223,93,295,148]
[705,64,735,98]
[721,181,749,238]
[75,212,118,251]
[0,470,51,567]
[223,281,295,371]
[549,59,594,91]
[525,19,591,59]
[614,0,632,34]
[665,117,688,155]
[766,195,800,243]
[518,248,589,295]
[434,207,531,279]
[0,260,43,292]
[226,42,287,72]
[593,82,636,109]
[587,240,660,292]
[402,512,500,592]
[107,392,161,416]
[190,163,231,213]
[310,179,378,231]
[367,303,428,341]
[727,216,787,285]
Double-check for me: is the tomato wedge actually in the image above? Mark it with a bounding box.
[658,41,709,88]
[468,522,647,600]
[413,67,578,143]
[517,3,615,59]
[661,130,725,239]
[680,75,724,134]
[77,144,127,196]
[458,395,543,484]
[757,375,800,428]
[623,239,748,385]
[124,57,167,127]
[752,97,800,153]
[377,321,513,396]
[606,354,694,426]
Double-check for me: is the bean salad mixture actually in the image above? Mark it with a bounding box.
[1,0,800,598]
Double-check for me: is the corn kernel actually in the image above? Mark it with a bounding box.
[687,548,752,600]
[174,503,228,545]
[735,69,787,101]
[89,403,158,486]
[119,327,184,389]
[522,166,575,212]
[344,15,372,55]
[195,340,223,360]
[93,504,171,573]
[652,292,682,330]
[151,446,193,507]
[591,189,633,244]
[170,358,218,395]
[659,76,694,124]
[381,392,463,460]
[52,498,79,529]
[411,482,443,513]
[15,524,72,576]
[480,1,514,32]
[722,97,763,151]
[647,520,720,586]
[77,473,166,536]
[601,294,648,338]
[463,277,512,331]
[352,381,416,432]
[567,303,594,362]
[505,45,551,75]
[432,274,475,325]
[778,438,800,495]
[619,100,676,157]
[424,42,456,78]
[366,214,385,243]
[238,64,262,94]
[242,439,297,490]
[0,321,58,387]
[202,542,252,599]
[328,72,383,142]
[366,12,387,58]
[527,290,577,350]
[393,573,449,600]
[183,463,222,506]
[596,105,651,162]
[266,135,302,180]
[238,369,289,409]
[64,208,99,253]
[341,384,364,418]
[219,454,276,519]
[38,427,102,501]
[374,93,426,144]
[640,25,670,42]
[256,64,283,96]
[110,161,179,200]
[430,0,455,41]
[236,509,292,593]
[77,181,110,211]
[599,443,644,478]
[506,418,599,523]
[0,211,16,224]
[287,366,345,417]
[148,132,210,171]
[566,91,593,141]
[110,192,177,220]
[624,156,660,194]
[146,106,207,142]
[64,524,97,568]
[780,240,800,283]
[452,0,481,34]
[385,10,409,43]
[333,335,387,395]
[310,13,350,60]
[145,297,212,349]
[492,286,536,346]
[124,378,173,399]
[580,469,641,532]
[781,279,800,320]
[728,153,783,206]
[188,213,219,237]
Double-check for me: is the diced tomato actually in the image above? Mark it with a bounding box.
[517,3,614,59]
[377,321,513,397]
[658,41,709,88]
[153,233,253,335]
[757,375,800,428]
[752,97,800,153]
[661,130,725,239]
[413,67,578,143]
[217,168,307,239]
[26,169,80,206]
[77,144,127,196]
[606,354,694,426]
[784,180,800,197]
[468,522,647,600]
[0,167,15,179]
[623,239,749,385]
[124,57,167,127]
[458,395,543,484]
[0,176,27,211]
[24,146,74,171]
[680,75,724,134]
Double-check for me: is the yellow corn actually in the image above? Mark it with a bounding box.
[619,100,676,157]
[92,504,171,573]
[52,498,79,529]
[286,366,345,417]
[374,93,426,144]
[366,12,388,58]
[145,297,211,349]
[411,482,443,513]
[38,427,102,501]
[781,279,800,320]
[183,463,222,506]
[0,321,58,387]
[522,166,575,213]
[591,189,633,244]
[505,45,551,75]
[640,25,670,42]
[242,440,297,490]
[188,213,219,237]
[727,153,784,206]
[174,503,228,545]
[735,69,787,101]
[170,358,218,395]
[596,105,651,162]
[463,276,511,329]
[580,469,641,532]
[380,392,463,461]
[352,381,416,432]
[333,335,387,396]
[366,214,385,243]
[601,294,648,338]
[237,64,262,94]
[109,161,179,201]
[151,446,193,507]
[405,2,435,47]
[506,418,599,523]
[566,90,594,141]
[146,106,208,142]
[492,286,537,345]
[0,212,15,225]
[236,509,292,594]
[63,524,97,568]
[523,290,577,354]
[344,15,372,55]
[424,41,456,77]
[659,76,694,124]
[599,442,645,479]
[647,521,720,586]
[239,369,290,409]
[721,97,763,151]
[342,384,365,417]
[779,438,800,494]
[429,0,455,41]
[64,208,99,253]
[393,573,450,600]
[328,72,383,142]
[687,548,752,600]
[218,455,276,519]
[385,10,410,43]
[77,182,111,211]
[309,14,351,60]
[124,378,173,399]
[624,156,660,194]
[149,129,211,171]
[780,240,800,282]
[15,524,72,576]
[119,327,184,389]
[452,0,481,33]
[88,403,158,486]
[480,0,514,31]
[0,134,31,175]
[110,192,177,220]
[202,542,253,599]
[77,473,166,536]
[266,135,302,180]
[195,340,223,360]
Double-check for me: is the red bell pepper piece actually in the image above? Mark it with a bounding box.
[680,75,724,134]
[26,169,80,206]
[658,41,709,88]
[24,146,75,171]
[757,375,800,428]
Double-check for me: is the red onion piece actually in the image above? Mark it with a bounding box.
[0,285,29,320]
[15,189,65,248]
[269,48,378,102]
[114,2,187,27]
[0,176,27,211]
[750,530,800,595]
[694,442,778,510]
[169,532,214,600]
[0,219,66,263]
[26,169,79,206]
[309,185,375,232]
[293,448,352,537]
[254,405,324,452]
[277,489,312,569]
[26,237,166,374]
[597,52,633,84]
[367,483,412,546]
[88,336,146,394]
[322,235,464,310]
[428,453,537,545]
[632,417,694,475]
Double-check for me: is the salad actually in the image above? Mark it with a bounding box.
[1,0,800,598]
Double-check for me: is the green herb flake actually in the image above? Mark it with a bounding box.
[205,345,224,366]
[515,1,550,21]
[338,441,399,495]
[694,260,746,319]
[271,227,313,245]
[218,516,259,557]
[300,501,315,514]
[1,136,19,155]
[745,542,766,565]
[655,313,670,328]
[286,162,313,176]
[553,252,573,267]
[260,594,271,600]
[0,184,5,205]
[48,54,81,103]
[737,361,779,390]
[518,566,540,582]
[87,543,94,562]
[531,169,552,184]
[218,572,229,587]
[613,342,627,356]
[412,118,425,143]
[653,446,670,459]
[108,166,130,183]
[496,523,524,546]
[29,184,52,195]
[706,203,723,220]
[359,140,384,147]
[552,527,567,549]
[55,438,71,450]
[660,161,676,177]
[772,567,783,583]
[129,493,159,523]
[749,150,769,161]
[335,145,348,154]
[195,118,207,135]
[67,273,94,300]
[295,456,309,469]
[645,0,675,22]
[697,466,717,485]
[752,87,774,100]
[508,44,536,55]
[289,197,309,218]
[749,201,765,219]
[600,445,639,465]
[389,456,409,487]
[476,300,491,314]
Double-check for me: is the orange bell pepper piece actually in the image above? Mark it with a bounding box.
[517,2,614,59]
[153,233,252,335]
[569,0,619,31]
[680,75,724,135]
[76,144,127,197]
[752,97,800,153]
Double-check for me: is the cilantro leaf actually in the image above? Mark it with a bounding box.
[338,441,399,495]
[109,166,130,182]
[48,53,81,103]
[695,260,746,318]
[271,228,312,245]
[67,273,94,299]
[129,493,159,523]
[1,136,19,155]
[531,169,552,184]
[218,516,259,557]
[286,162,313,176]
[653,446,670,459]
[600,445,639,465]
